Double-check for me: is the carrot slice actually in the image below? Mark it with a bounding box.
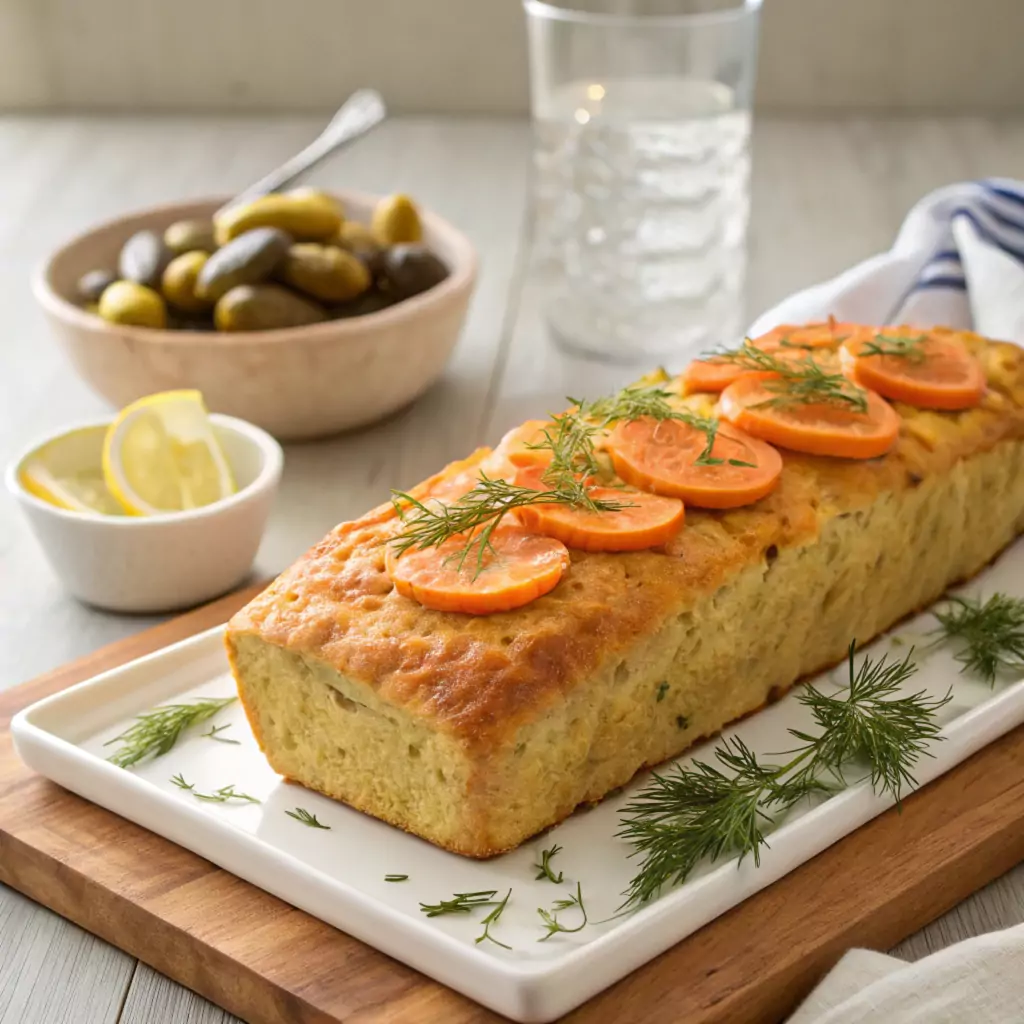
[719,373,900,459]
[493,419,555,468]
[607,417,783,509]
[680,358,744,395]
[514,466,684,552]
[839,330,985,411]
[681,320,868,395]
[385,526,569,614]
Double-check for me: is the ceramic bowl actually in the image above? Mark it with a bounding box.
[33,191,477,441]
[6,415,282,613]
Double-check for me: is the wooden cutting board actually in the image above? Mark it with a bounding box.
[2,587,1024,1024]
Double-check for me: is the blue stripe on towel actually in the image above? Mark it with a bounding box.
[978,198,1024,235]
[912,275,968,292]
[930,248,962,264]
[952,207,1024,264]
[983,181,1024,210]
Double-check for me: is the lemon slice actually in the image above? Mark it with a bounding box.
[20,426,125,515]
[103,390,236,515]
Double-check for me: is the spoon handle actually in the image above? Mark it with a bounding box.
[218,89,387,216]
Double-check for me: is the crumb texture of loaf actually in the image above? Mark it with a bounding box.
[226,332,1024,857]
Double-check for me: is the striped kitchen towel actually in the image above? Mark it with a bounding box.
[749,178,1024,343]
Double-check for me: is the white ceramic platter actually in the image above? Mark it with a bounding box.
[12,542,1024,1023]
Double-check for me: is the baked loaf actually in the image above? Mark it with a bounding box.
[226,329,1024,857]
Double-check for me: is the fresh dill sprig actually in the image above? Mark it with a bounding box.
[196,784,260,805]
[391,474,629,579]
[286,807,330,829]
[861,333,928,363]
[585,385,753,468]
[475,888,513,950]
[201,723,240,745]
[384,874,409,882]
[932,593,1024,684]
[534,843,564,883]
[105,696,237,769]
[716,341,869,413]
[170,775,261,804]
[537,882,588,941]
[617,643,951,906]
[391,381,746,576]
[420,890,500,918]
[528,408,605,496]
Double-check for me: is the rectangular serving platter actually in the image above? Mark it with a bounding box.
[11,541,1024,1023]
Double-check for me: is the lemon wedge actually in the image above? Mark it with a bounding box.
[102,390,236,515]
[21,426,125,515]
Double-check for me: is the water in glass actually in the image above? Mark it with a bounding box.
[532,75,751,362]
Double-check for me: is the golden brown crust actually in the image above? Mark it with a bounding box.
[228,329,1024,756]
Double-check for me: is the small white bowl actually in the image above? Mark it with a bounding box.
[6,414,282,614]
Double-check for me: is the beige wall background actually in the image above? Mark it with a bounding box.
[0,0,1022,113]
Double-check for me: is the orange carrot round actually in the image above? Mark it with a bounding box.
[719,374,900,459]
[514,466,684,552]
[681,320,868,395]
[386,526,569,614]
[839,331,985,411]
[607,416,783,509]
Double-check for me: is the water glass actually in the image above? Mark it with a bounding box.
[523,0,761,363]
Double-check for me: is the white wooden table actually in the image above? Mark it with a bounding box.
[1,114,1022,1023]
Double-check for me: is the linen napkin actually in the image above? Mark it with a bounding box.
[786,924,1024,1023]
[748,177,1024,343]
[753,179,1024,1021]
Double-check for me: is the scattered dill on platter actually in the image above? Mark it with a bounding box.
[861,333,928,363]
[105,696,237,768]
[170,774,260,804]
[617,643,951,907]
[286,807,330,829]
[420,890,501,918]
[201,723,240,745]
[534,843,564,883]
[932,592,1024,684]
[475,889,513,950]
[384,874,409,882]
[714,341,869,413]
[537,882,588,941]
[656,682,670,702]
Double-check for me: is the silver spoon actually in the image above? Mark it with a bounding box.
[217,89,387,216]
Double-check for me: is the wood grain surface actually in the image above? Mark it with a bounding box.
[1,588,1023,1024]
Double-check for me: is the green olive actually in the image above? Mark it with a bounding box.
[335,220,378,255]
[195,227,292,302]
[164,218,216,255]
[370,194,423,246]
[161,251,211,312]
[214,284,326,332]
[280,243,371,302]
[98,280,167,329]
[214,189,343,246]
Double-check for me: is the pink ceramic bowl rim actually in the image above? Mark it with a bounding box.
[32,188,479,346]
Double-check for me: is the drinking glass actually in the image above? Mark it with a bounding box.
[523,0,761,362]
